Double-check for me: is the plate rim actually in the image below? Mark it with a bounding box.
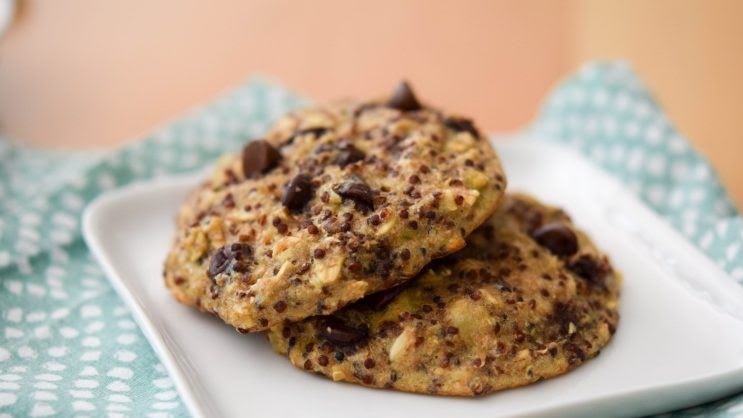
[83,175,212,418]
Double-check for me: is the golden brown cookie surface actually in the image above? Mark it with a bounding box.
[268,194,620,396]
[163,85,506,332]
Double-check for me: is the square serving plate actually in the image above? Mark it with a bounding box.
[82,138,743,418]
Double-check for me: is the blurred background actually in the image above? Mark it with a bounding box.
[0,0,741,206]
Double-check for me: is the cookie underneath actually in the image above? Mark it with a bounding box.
[268,193,620,396]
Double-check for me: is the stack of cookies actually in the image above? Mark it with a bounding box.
[163,82,620,396]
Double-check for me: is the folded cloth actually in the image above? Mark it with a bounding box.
[0,62,740,416]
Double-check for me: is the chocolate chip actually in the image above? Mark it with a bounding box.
[276,222,288,234]
[233,261,251,273]
[229,243,252,259]
[334,143,366,167]
[567,343,586,362]
[356,284,406,310]
[333,176,374,212]
[207,243,253,278]
[285,127,329,146]
[303,127,329,137]
[444,117,481,138]
[386,80,422,111]
[242,140,281,178]
[223,193,235,208]
[317,318,368,345]
[569,255,609,285]
[273,300,287,313]
[207,247,231,278]
[531,223,578,257]
[282,173,313,212]
[209,283,220,299]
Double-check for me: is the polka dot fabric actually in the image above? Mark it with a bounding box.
[0,64,740,416]
[531,61,743,417]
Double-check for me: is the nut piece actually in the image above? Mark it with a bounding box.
[446,298,491,344]
[310,255,345,286]
[464,169,490,190]
[389,327,416,363]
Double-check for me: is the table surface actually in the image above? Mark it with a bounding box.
[0,0,741,208]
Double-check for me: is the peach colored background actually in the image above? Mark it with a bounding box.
[0,0,741,207]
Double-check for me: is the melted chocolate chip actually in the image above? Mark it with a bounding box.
[207,243,253,278]
[444,117,481,138]
[568,255,609,285]
[531,223,579,257]
[386,80,422,111]
[317,318,368,345]
[334,143,366,167]
[242,140,281,178]
[333,176,374,212]
[282,173,313,212]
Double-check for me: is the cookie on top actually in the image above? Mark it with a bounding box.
[164,82,507,332]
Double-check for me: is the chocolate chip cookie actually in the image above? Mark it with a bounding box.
[268,194,620,396]
[163,82,507,332]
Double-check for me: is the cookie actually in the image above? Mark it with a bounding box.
[163,82,507,332]
[268,194,620,396]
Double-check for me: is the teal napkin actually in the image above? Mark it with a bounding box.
[1,62,741,417]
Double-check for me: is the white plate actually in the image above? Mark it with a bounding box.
[83,138,743,418]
